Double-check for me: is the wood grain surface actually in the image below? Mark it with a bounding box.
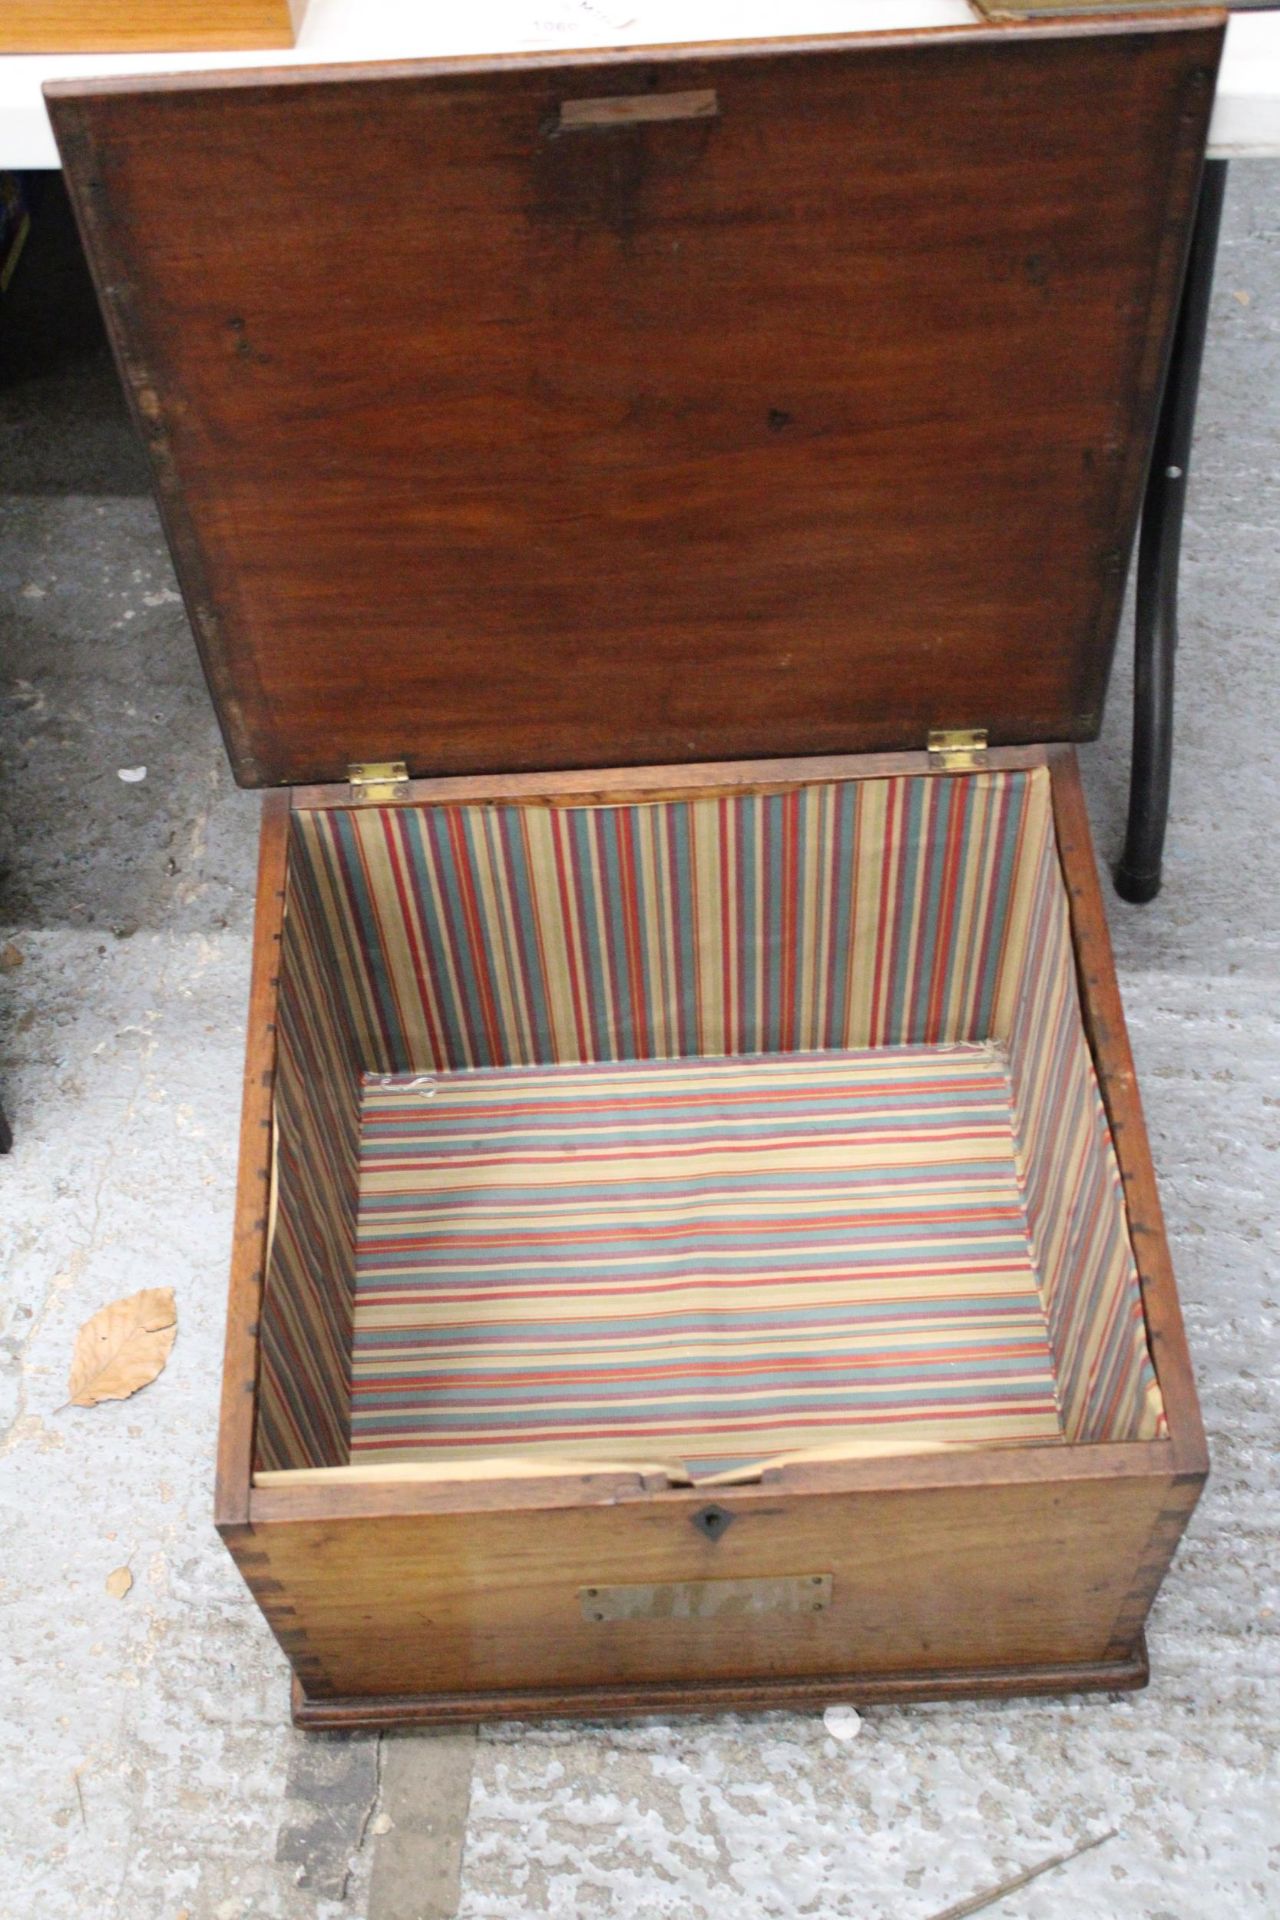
[214,790,290,1528]
[224,1466,1176,1708]
[49,19,1223,785]
[287,1642,1152,1730]
[288,743,1049,811]
[3,0,305,53]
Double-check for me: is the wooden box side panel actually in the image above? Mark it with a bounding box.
[226,1468,1188,1706]
[1047,749,1207,1481]
[215,791,290,1526]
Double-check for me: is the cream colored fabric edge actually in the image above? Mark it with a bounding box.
[253,1436,1050,1491]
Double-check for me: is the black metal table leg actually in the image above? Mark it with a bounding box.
[1116,158,1229,905]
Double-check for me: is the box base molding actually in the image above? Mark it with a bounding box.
[290,1637,1149,1730]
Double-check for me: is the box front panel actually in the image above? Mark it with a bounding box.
[231,1471,1181,1705]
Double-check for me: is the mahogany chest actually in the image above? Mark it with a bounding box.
[50,12,1220,1727]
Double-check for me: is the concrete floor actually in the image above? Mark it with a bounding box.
[1,165,1277,1920]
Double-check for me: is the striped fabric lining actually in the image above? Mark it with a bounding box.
[349,1047,1064,1471]
[255,845,364,1471]
[1006,816,1165,1442]
[256,764,1165,1475]
[287,771,1042,1073]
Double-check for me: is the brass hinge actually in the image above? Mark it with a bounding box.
[926,728,989,772]
[347,760,410,802]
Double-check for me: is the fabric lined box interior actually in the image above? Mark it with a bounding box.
[255,766,1165,1483]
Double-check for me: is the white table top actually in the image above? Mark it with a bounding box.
[3,0,1279,168]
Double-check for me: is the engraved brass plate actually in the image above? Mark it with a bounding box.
[580,1573,832,1623]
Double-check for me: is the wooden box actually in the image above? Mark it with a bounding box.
[49,13,1222,1728]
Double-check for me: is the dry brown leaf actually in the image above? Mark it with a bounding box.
[67,1288,177,1407]
[105,1566,133,1599]
[0,941,23,972]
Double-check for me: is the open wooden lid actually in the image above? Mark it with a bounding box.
[49,19,1222,787]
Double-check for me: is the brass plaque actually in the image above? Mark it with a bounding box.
[580,1574,832,1623]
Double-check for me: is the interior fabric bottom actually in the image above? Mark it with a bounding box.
[348,1045,1064,1475]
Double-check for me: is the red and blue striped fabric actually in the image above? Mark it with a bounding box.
[255,846,364,1471]
[349,1046,1064,1470]
[257,765,1165,1476]
[289,771,1040,1073]
[1006,815,1165,1442]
